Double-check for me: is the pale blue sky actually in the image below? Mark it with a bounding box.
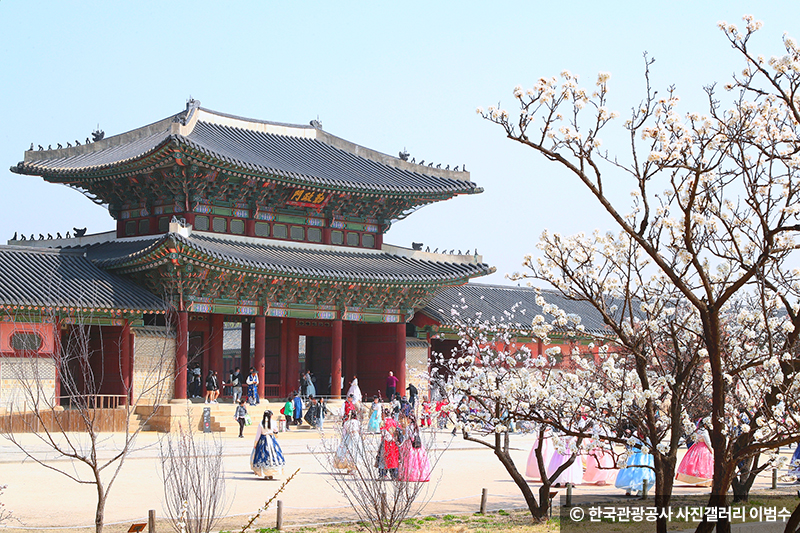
[2,2,797,285]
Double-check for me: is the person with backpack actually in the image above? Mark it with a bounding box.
[205,370,219,404]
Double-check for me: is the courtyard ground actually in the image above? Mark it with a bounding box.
[0,425,796,532]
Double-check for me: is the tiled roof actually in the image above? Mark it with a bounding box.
[84,233,494,285]
[12,106,479,197]
[0,246,167,313]
[421,283,612,335]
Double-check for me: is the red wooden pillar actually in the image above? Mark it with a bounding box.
[279,318,289,397]
[53,320,62,403]
[331,319,343,398]
[120,320,131,404]
[209,314,224,372]
[254,316,266,399]
[287,318,299,393]
[344,322,357,386]
[395,322,406,395]
[241,321,251,373]
[175,310,189,400]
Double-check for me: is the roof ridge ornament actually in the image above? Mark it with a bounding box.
[174,98,201,126]
[169,216,192,238]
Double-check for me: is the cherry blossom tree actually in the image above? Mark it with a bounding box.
[478,14,800,533]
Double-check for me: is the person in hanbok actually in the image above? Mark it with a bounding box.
[303,371,316,398]
[526,430,555,481]
[342,394,357,424]
[615,434,656,496]
[367,396,382,433]
[251,410,285,480]
[583,422,617,485]
[399,417,431,481]
[246,368,259,405]
[347,376,363,404]
[789,442,800,476]
[420,400,432,427]
[547,435,584,487]
[378,409,400,479]
[335,411,362,474]
[676,422,713,486]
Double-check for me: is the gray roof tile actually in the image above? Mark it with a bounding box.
[84,233,493,285]
[13,107,479,197]
[0,246,167,312]
[421,283,612,335]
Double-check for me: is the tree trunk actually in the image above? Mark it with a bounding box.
[783,501,800,533]
[493,447,542,519]
[654,454,677,533]
[94,469,106,533]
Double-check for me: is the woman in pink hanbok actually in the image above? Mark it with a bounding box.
[526,431,554,481]
[399,417,431,482]
[547,435,584,486]
[676,423,713,486]
[583,423,617,485]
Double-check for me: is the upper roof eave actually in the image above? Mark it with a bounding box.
[88,233,494,287]
[10,104,482,198]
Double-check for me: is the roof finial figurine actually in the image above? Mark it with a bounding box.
[428,162,433,167]
[11,232,17,241]
[453,165,459,171]
[56,232,62,239]
[28,143,33,151]
[418,160,424,166]
[399,149,410,161]
[458,249,462,255]
[425,246,430,252]
[85,137,90,144]
[75,139,81,146]
[19,234,26,241]
[462,164,467,172]
[74,227,87,237]
[433,248,438,253]
[29,234,34,241]
[410,157,416,164]
[67,142,72,148]
[39,234,44,240]
[48,145,52,150]
[92,127,105,142]
[38,145,43,151]
[57,143,63,149]
[65,231,71,238]
[445,164,450,170]
[310,117,323,129]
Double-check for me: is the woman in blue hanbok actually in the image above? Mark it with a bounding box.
[251,410,285,480]
[615,434,655,496]
[367,396,382,433]
[789,442,800,476]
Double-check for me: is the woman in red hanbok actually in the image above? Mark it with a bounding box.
[378,409,400,479]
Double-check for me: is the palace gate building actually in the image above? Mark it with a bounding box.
[4,100,493,406]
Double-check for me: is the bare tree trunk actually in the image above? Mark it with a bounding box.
[94,475,106,533]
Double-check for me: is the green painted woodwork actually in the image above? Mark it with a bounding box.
[275,214,307,225]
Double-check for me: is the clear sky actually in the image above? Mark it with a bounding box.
[1,1,798,286]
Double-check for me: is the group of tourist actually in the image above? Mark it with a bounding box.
[186,365,262,406]
[525,419,716,495]
[334,385,432,482]
[246,373,435,482]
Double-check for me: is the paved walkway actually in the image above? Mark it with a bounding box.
[0,426,795,532]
